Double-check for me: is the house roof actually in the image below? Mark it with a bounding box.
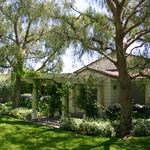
[74,58,150,79]
[75,67,119,79]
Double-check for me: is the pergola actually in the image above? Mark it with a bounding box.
[22,73,105,120]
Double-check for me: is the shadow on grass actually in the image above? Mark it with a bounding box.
[0,117,150,150]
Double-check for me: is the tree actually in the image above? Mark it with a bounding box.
[60,0,150,136]
[0,0,67,107]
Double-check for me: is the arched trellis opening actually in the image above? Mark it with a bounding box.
[22,73,105,120]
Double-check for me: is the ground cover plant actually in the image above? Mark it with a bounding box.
[0,116,150,150]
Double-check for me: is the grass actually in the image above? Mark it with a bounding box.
[0,116,150,150]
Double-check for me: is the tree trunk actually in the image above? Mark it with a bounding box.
[113,7,132,136]
[12,74,22,108]
[116,46,132,137]
[12,61,23,108]
[118,68,132,137]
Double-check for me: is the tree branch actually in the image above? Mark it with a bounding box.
[5,56,15,69]
[14,18,20,45]
[124,20,145,35]
[36,49,61,71]
[126,29,150,49]
[0,64,11,69]
[126,42,146,56]
[123,0,146,30]
[81,38,117,65]
[22,18,32,48]
[106,0,116,16]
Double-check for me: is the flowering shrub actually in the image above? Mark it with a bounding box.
[60,118,116,137]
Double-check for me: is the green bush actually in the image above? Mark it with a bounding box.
[106,103,121,120]
[9,107,43,120]
[10,108,32,119]
[19,93,32,108]
[37,84,62,117]
[38,95,61,117]
[60,118,116,137]
[0,74,13,102]
[132,119,150,136]
[105,103,150,120]
[77,85,100,118]
[0,102,12,115]
[132,104,150,119]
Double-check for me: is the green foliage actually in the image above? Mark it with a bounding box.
[0,74,13,102]
[0,102,12,115]
[105,103,150,120]
[19,93,32,109]
[37,84,62,117]
[23,70,41,78]
[60,118,116,137]
[77,84,99,118]
[132,119,150,136]
[9,107,43,120]
[10,108,32,120]
[132,104,150,119]
[105,103,121,120]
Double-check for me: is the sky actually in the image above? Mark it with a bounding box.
[62,48,99,73]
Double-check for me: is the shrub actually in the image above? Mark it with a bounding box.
[0,102,12,115]
[132,119,150,136]
[10,107,43,120]
[10,108,32,119]
[76,85,101,118]
[105,103,150,120]
[60,118,116,137]
[132,104,150,119]
[106,103,121,120]
[19,93,32,108]
[37,84,62,117]
[60,118,78,131]
[38,95,61,117]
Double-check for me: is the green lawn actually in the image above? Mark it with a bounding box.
[0,116,150,150]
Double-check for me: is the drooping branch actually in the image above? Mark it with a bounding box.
[126,42,146,56]
[5,56,15,69]
[36,48,61,71]
[124,20,146,35]
[80,37,117,65]
[126,29,150,49]
[123,0,146,30]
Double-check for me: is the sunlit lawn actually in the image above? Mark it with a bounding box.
[0,116,150,150]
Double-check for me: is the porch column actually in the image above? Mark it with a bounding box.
[97,84,104,106]
[61,88,69,119]
[69,84,78,113]
[97,84,101,104]
[145,82,150,104]
[32,80,37,119]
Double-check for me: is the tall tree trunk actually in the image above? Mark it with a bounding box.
[12,74,22,108]
[118,62,132,136]
[12,61,23,108]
